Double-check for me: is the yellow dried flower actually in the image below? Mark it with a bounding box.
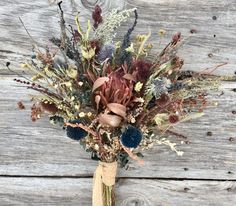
[87,112,92,117]
[136,34,146,42]
[66,67,77,79]
[81,47,95,60]
[158,29,167,36]
[146,43,153,49]
[20,63,28,68]
[134,82,143,92]
[115,41,121,49]
[125,43,134,53]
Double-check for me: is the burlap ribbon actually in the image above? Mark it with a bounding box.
[92,161,118,206]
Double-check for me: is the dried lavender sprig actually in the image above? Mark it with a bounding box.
[119,9,138,66]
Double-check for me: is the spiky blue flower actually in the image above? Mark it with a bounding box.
[150,77,171,98]
[121,125,142,148]
[66,119,88,141]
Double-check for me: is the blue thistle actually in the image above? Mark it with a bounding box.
[121,125,142,148]
[150,77,171,99]
[66,119,88,141]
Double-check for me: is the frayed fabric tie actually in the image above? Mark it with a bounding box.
[93,161,117,206]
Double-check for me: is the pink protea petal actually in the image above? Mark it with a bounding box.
[123,73,135,81]
[92,77,109,92]
[95,95,101,110]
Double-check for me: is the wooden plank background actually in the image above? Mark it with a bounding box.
[0,0,236,205]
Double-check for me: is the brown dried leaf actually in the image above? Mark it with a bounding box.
[92,77,109,92]
[99,113,122,127]
[123,73,135,81]
[107,103,126,118]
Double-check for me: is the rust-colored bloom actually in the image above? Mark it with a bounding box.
[168,114,179,124]
[156,93,170,106]
[40,102,59,114]
[31,103,43,122]
[17,101,25,110]
[134,60,152,83]
[90,39,100,54]
[172,32,181,44]
[94,70,134,109]
[92,5,103,29]
[30,102,58,122]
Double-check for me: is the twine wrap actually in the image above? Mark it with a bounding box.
[93,161,118,206]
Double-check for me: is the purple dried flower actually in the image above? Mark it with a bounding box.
[98,44,115,62]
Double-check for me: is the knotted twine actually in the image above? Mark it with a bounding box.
[92,161,118,206]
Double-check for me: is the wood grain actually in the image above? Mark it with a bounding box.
[0,177,235,206]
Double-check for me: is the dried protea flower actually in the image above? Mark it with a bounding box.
[168,114,179,124]
[99,113,122,127]
[94,70,134,108]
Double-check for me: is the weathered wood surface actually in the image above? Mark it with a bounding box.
[0,0,236,205]
[0,178,235,206]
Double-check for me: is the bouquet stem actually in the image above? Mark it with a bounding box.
[93,161,117,206]
[103,184,115,206]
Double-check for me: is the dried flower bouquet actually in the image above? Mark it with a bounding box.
[7,2,235,205]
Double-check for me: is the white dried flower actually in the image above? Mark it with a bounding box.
[79,112,85,117]
[130,117,136,123]
[78,82,83,86]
